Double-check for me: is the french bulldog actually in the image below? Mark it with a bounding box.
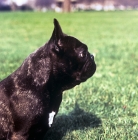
[0,19,96,140]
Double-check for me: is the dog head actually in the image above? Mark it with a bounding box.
[48,19,96,90]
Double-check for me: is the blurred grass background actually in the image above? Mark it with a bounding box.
[0,11,138,139]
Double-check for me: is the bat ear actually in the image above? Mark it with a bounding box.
[49,19,65,53]
[49,18,64,43]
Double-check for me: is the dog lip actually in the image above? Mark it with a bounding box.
[79,58,96,81]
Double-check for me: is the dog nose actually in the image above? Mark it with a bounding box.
[90,54,94,60]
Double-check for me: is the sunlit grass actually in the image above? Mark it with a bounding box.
[0,11,138,139]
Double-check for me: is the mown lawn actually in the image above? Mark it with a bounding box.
[0,11,138,140]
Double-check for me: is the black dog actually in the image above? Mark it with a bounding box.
[0,19,96,140]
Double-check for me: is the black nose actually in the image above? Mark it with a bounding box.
[90,54,94,60]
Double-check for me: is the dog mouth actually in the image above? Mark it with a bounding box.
[75,57,96,83]
[61,56,96,91]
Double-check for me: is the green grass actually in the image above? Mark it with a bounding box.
[0,11,138,139]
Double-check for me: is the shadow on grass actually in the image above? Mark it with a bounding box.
[44,103,102,140]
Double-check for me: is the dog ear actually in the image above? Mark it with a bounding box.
[49,19,64,52]
[53,18,64,40]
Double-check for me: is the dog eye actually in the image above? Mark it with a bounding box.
[79,51,87,58]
